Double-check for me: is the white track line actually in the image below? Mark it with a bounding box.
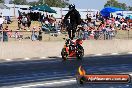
[5,59,12,61]
[4,51,132,62]
[94,54,103,56]
[40,57,46,59]
[24,58,30,60]
[14,79,76,88]
[58,56,62,58]
[111,53,119,55]
[127,52,132,54]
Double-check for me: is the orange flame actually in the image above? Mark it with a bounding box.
[78,66,86,76]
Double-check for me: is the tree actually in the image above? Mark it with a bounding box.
[104,0,127,10]
[115,3,126,9]
[128,6,132,11]
[28,0,69,8]
[28,1,38,6]
[0,0,4,3]
[104,0,118,7]
[9,0,13,4]
[11,0,28,5]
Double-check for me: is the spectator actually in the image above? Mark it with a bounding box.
[22,16,27,30]
[5,16,11,24]
[31,27,37,41]
[18,17,22,30]
[121,21,128,30]
[15,29,23,40]
[105,26,112,40]
[5,26,12,38]
[87,17,94,31]
[0,15,4,30]
[41,21,50,32]
[38,28,43,41]
[27,15,31,30]
[3,28,8,42]
[83,24,89,40]
[0,15,4,41]
[115,20,120,28]
[116,16,119,21]
[96,12,99,21]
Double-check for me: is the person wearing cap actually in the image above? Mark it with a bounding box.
[63,4,81,40]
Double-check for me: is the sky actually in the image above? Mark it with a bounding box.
[69,0,132,10]
[5,0,132,10]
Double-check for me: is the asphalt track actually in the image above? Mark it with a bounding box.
[0,54,132,88]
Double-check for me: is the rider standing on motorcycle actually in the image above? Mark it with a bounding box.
[63,4,81,40]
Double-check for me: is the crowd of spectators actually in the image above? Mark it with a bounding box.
[40,14,62,33]
[75,13,132,40]
[0,11,132,42]
[17,12,62,32]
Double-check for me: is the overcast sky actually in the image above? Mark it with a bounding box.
[5,0,132,10]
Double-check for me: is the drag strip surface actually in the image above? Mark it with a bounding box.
[0,54,132,87]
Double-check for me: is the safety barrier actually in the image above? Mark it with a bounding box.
[0,29,132,42]
[76,29,132,40]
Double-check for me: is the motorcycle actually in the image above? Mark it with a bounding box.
[61,38,84,61]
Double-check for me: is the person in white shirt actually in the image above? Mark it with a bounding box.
[22,16,27,29]
[115,20,120,28]
[45,20,49,24]
[121,22,127,30]
[0,15,4,30]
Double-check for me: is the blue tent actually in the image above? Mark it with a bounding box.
[100,7,123,17]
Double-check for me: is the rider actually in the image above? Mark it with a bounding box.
[63,4,81,40]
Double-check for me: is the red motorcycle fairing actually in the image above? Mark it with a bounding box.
[61,39,84,60]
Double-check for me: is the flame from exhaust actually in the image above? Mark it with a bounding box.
[78,66,86,76]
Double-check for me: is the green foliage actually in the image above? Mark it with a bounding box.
[8,0,69,7]
[0,0,4,3]
[10,0,28,5]
[128,6,132,11]
[29,0,69,8]
[28,1,38,6]
[104,0,127,10]
[45,0,68,7]
[104,0,118,7]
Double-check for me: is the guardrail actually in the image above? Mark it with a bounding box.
[76,29,132,40]
[0,30,66,42]
[0,29,132,42]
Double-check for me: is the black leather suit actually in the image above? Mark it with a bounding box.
[63,8,81,40]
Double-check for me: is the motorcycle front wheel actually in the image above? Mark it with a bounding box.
[61,48,68,61]
[76,45,84,60]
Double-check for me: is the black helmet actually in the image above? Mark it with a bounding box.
[69,4,75,10]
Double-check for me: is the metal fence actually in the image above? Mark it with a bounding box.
[76,29,132,40]
[0,29,132,42]
[0,30,68,42]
